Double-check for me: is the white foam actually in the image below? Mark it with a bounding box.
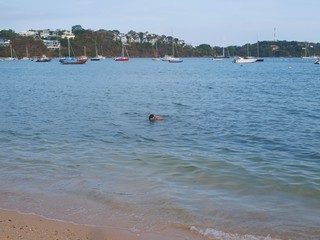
[190,226,281,240]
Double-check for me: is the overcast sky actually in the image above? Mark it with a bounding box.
[1,0,319,47]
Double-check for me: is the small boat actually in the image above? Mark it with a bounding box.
[233,57,257,64]
[91,40,105,61]
[60,38,88,65]
[35,55,51,62]
[4,45,18,60]
[169,58,183,63]
[314,59,320,64]
[152,42,161,61]
[161,55,175,61]
[60,57,87,64]
[167,40,183,63]
[114,56,129,62]
[91,55,105,61]
[21,47,30,60]
[213,47,230,60]
[114,43,129,61]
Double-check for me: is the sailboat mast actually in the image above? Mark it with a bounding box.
[68,38,71,57]
[10,44,13,58]
[172,39,174,57]
[95,40,98,57]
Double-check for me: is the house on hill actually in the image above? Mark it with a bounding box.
[0,37,10,47]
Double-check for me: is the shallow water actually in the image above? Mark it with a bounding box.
[0,58,319,239]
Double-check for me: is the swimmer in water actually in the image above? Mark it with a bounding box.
[149,114,165,121]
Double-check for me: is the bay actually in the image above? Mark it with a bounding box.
[0,58,319,239]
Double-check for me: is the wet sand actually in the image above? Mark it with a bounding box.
[0,209,202,240]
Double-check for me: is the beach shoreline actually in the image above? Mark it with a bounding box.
[0,208,203,240]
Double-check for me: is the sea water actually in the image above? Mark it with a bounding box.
[0,58,319,239]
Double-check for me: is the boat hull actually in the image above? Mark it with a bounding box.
[35,58,51,62]
[233,57,257,63]
[169,58,183,63]
[114,57,129,61]
[60,57,88,64]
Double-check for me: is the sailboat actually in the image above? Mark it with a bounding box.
[21,47,30,60]
[213,47,230,60]
[302,44,317,59]
[91,40,105,61]
[168,40,183,63]
[152,42,161,61]
[255,41,264,62]
[5,45,18,60]
[59,38,88,64]
[114,43,129,61]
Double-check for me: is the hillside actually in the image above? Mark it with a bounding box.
[1,27,319,58]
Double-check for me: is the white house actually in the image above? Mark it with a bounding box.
[19,30,39,37]
[43,40,60,49]
[61,31,75,39]
[40,29,57,39]
[0,37,10,47]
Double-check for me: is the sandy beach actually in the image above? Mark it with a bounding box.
[0,209,203,240]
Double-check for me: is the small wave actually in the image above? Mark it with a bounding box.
[190,226,282,240]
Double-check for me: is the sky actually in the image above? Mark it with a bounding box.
[1,0,319,47]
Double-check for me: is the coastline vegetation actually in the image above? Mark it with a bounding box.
[1,26,319,58]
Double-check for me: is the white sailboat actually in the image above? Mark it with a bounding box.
[21,47,30,60]
[168,40,183,63]
[5,45,18,60]
[91,40,105,61]
[213,47,230,60]
[152,42,161,61]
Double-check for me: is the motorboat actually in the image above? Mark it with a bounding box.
[35,55,51,62]
[233,57,257,64]
[169,58,183,63]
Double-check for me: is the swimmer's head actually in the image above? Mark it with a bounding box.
[149,114,155,120]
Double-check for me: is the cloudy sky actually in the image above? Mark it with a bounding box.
[1,0,319,46]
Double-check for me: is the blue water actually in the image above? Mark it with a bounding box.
[0,58,319,239]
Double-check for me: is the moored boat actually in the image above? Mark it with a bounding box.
[114,56,129,62]
[314,59,320,64]
[161,55,175,61]
[233,57,257,64]
[59,57,87,64]
[166,39,183,63]
[60,38,87,65]
[4,45,18,60]
[169,58,183,63]
[114,43,129,62]
[90,40,105,61]
[91,55,105,61]
[35,55,51,62]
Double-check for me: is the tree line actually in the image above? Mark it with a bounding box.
[1,28,319,58]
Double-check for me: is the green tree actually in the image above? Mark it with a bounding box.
[0,29,16,39]
[71,25,85,35]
